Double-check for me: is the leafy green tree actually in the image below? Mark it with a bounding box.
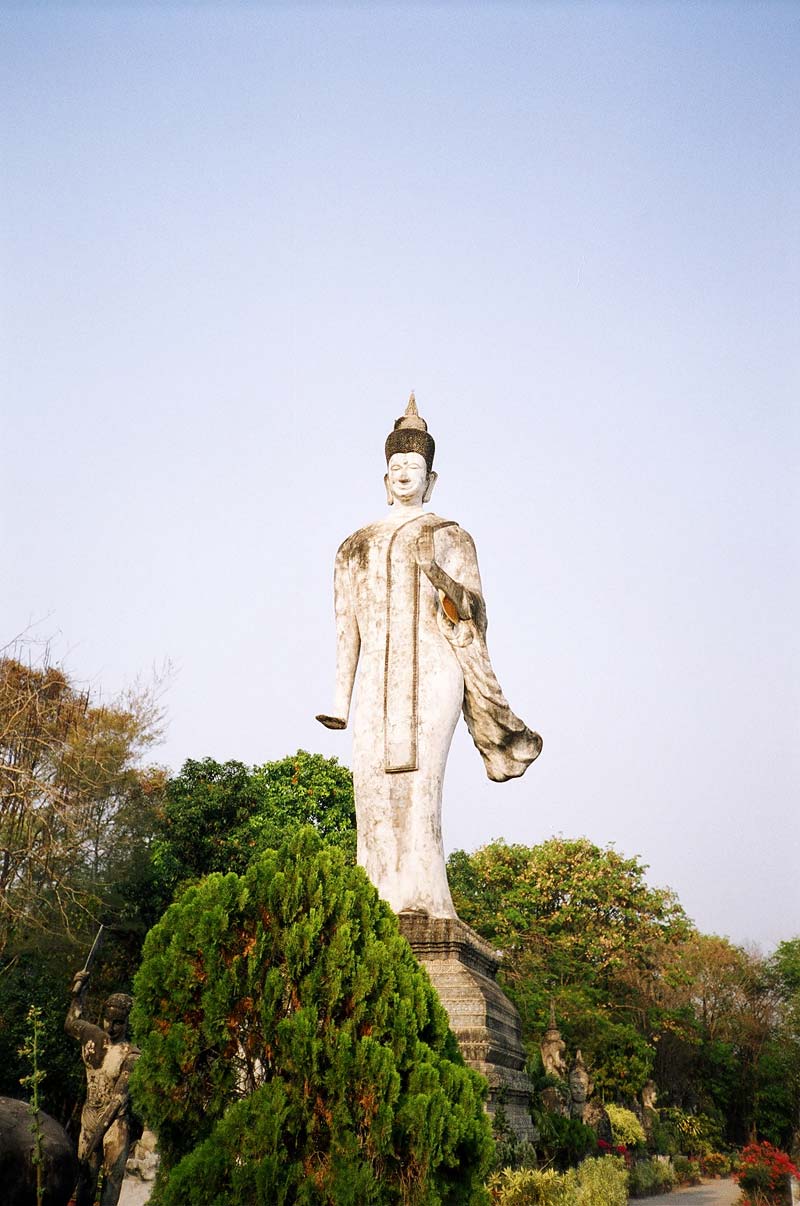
[773,939,800,997]
[648,932,747,1118]
[151,752,355,908]
[447,838,689,1099]
[0,646,165,955]
[753,938,800,1147]
[0,643,166,1120]
[0,944,84,1119]
[449,839,800,1147]
[448,838,687,978]
[651,934,798,1145]
[131,827,493,1205]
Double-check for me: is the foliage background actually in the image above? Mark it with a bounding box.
[1,648,798,1161]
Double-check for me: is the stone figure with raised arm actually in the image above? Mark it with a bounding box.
[65,965,139,1206]
[317,394,541,918]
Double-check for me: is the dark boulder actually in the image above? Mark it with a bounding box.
[0,1097,77,1206]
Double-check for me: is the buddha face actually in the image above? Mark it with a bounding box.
[386,451,430,507]
[569,1066,590,1103]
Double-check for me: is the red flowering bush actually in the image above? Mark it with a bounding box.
[736,1141,800,1205]
[598,1138,631,1167]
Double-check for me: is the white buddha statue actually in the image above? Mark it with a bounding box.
[318,395,541,918]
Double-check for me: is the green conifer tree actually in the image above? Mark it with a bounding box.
[131,828,493,1205]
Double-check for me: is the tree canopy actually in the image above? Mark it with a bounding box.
[1,649,796,1163]
[448,838,689,1099]
[131,827,494,1205]
[0,647,165,955]
[0,643,166,1118]
[150,752,356,908]
[447,839,800,1146]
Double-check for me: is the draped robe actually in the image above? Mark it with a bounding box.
[330,510,541,918]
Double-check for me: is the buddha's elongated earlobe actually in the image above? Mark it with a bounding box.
[384,473,394,505]
[422,471,437,503]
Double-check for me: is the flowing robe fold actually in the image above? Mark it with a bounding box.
[332,511,541,918]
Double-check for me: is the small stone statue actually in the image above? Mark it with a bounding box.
[65,969,139,1206]
[540,1001,567,1079]
[318,394,541,918]
[568,1050,592,1121]
[640,1078,658,1144]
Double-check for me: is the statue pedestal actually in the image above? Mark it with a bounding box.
[397,913,534,1142]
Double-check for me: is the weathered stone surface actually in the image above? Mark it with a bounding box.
[540,1083,570,1117]
[540,1002,568,1080]
[583,1099,613,1145]
[568,1049,592,1120]
[118,1175,154,1206]
[398,913,534,1141]
[0,1096,77,1206]
[125,1129,159,1181]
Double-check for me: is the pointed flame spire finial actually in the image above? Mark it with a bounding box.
[385,390,435,469]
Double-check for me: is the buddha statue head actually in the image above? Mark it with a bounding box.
[569,1050,592,1105]
[384,393,437,507]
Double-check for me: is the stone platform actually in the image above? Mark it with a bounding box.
[397,913,534,1141]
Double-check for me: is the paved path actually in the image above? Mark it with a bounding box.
[119,1174,743,1206]
[631,1179,741,1205]
[119,1172,742,1206]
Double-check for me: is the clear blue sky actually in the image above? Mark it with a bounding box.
[2,2,797,952]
